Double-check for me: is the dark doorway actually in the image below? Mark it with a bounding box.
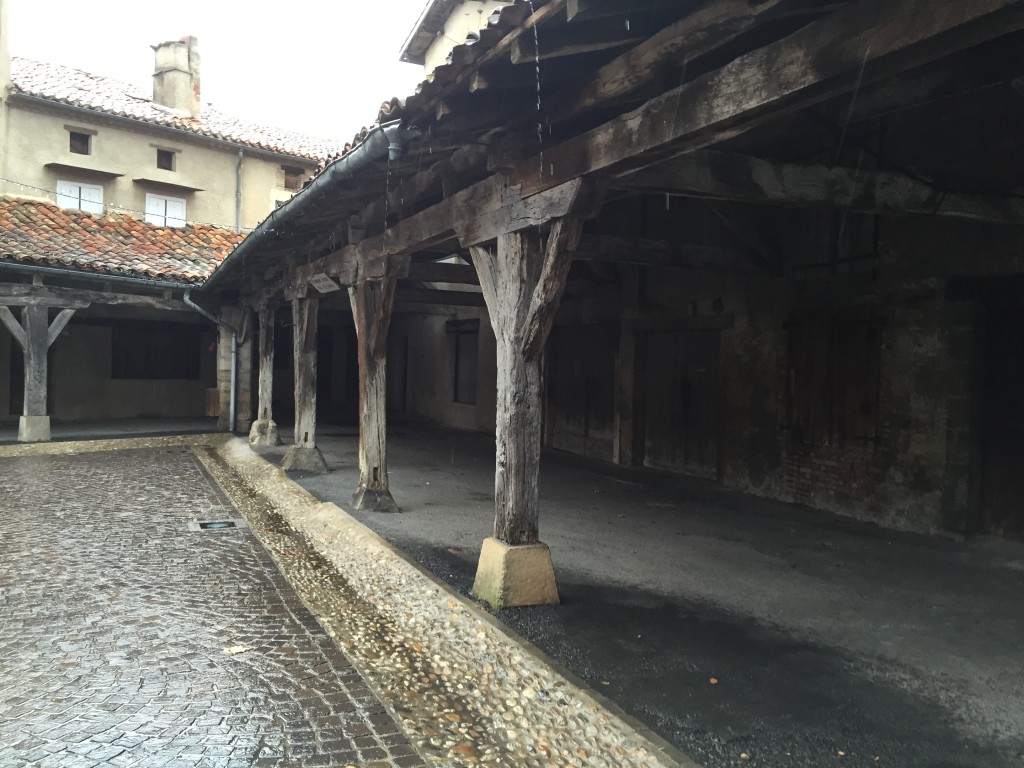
[981,304,1024,538]
[643,329,721,479]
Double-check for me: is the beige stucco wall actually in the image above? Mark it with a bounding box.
[1,103,316,230]
[48,317,216,421]
[424,1,509,74]
[390,309,497,432]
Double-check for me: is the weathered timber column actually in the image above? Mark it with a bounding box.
[0,304,76,442]
[249,307,281,446]
[349,268,400,512]
[468,216,586,608]
[281,295,328,472]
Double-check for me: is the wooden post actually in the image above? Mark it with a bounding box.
[468,217,585,608]
[349,272,399,512]
[281,295,328,472]
[0,304,78,442]
[20,305,49,441]
[249,307,281,446]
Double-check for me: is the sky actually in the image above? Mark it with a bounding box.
[7,0,431,142]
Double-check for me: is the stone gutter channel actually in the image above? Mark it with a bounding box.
[1,434,696,768]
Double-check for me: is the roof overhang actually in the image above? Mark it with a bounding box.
[400,0,458,65]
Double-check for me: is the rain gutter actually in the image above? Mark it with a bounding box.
[0,260,198,289]
[202,119,414,294]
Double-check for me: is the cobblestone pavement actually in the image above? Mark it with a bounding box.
[0,446,424,768]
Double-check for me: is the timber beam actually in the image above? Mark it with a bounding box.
[349,257,401,513]
[249,308,282,447]
[614,149,1024,224]
[0,283,187,311]
[406,262,480,285]
[281,296,328,473]
[515,0,1024,195]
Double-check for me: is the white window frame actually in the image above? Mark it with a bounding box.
[144,193,187,228]
[56,180,103,215]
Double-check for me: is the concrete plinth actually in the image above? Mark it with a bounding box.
[18,415,51,443]
[248,419,282,447]
[471,537,560,610]
[281,445,329,473]
[352,486,400,513]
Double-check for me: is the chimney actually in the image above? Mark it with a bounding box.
[152,36,200,118]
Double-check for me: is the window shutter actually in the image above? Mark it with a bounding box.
[165,197,186,228]
[55,180,79,210]
[144,194,166,226]
[79,184,103,215]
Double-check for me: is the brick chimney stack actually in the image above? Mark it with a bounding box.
[152,36,200,118]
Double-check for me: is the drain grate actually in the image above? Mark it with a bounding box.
[187,518,249,532]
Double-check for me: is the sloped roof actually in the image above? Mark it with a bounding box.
[0,197,241,284]
[10,58,345,162]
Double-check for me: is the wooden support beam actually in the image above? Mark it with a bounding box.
[510,20,642,64]
[469,217,585,547]
[406,262,480,285]
[615,149,1024,224]
[551,0,791,124]
[0,283,182,311]
[19,306,50,442]
[249,308,281,446]
[292,297,317,449]
[280,297,328,472]
[468,213,588,607]
[349,264,400,513]
[453,176,605,247]
[396,288,485,308]
[566,0,680,23]
[0,305,27,349]
[518,0,1024,195]
[47,309,76,348]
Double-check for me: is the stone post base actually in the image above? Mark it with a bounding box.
[471,537,560,610]
[352,486,400,513]
[248,419,282,446]
[18,415,51,443]
[281,445,329,473]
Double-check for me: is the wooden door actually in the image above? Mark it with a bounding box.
[644,330,720,478]
[547,325,616,461]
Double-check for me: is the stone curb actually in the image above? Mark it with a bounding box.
[0,432,225,458]
[215,437,700,768]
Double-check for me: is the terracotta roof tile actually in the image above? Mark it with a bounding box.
[11,58,346,162]
[0,197,240,284]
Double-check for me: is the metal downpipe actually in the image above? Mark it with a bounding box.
[183,290,239,433]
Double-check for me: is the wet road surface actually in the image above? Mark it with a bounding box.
[0,447,422,768]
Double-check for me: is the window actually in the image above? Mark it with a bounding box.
[112,321,200,379]
[156,148,176,171]
[449,319,479,405]
[144,193,186,227]
[69,131,91,155]
[282,165,304,191]
[785,308,881,448]
[56,180,103,214]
